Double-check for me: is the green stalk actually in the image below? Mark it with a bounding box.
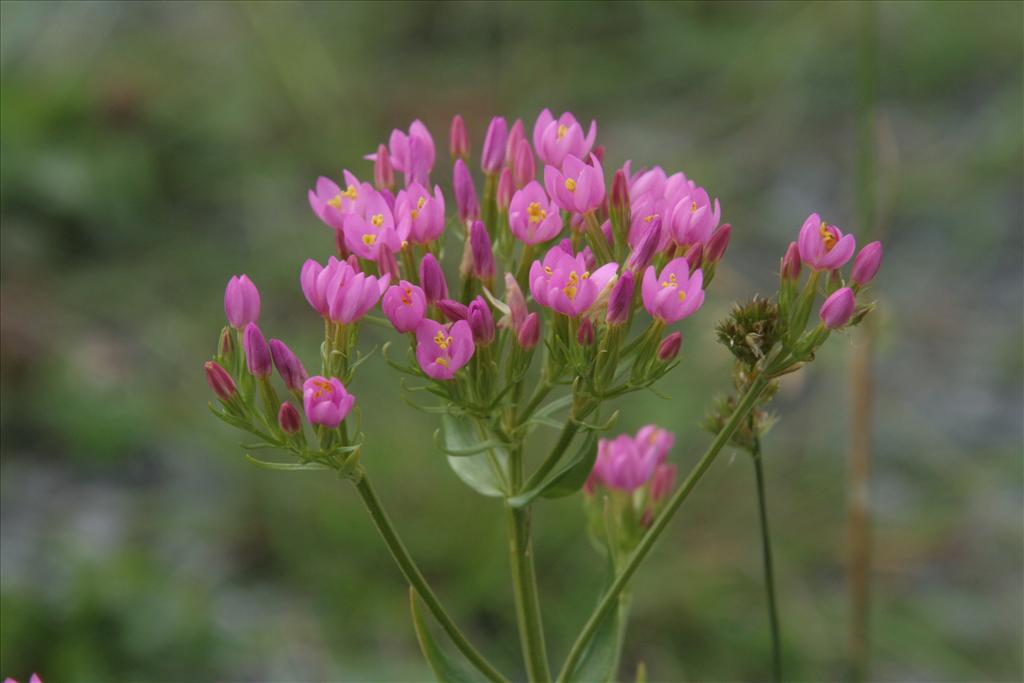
[557,374,771,681]
[752,436,782,682]
[353,473,509,683]
[506,504,552,682]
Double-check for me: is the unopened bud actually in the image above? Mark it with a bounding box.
[480,116,508,175]
[449,114,469,161]
[438,298,469,322]
[851,241,883,287]
[684,243,704,270]
[610,169,630,216]
[376,244,400,281]
[204,361,237,401]
[470,220,495,280]
[374,143,394,191]
[606,271,634,325]
[517,312,540,349]
[657,331,682,362]
[243,323,272,377]
[278,401,302,434]
[649,463,677,503]
[504,273,527,330]
[577,317,595,346]
[269,339,309,393]
[781,242,801,281]
[627,217,662,272]
[591,144,605,166]
[467,297,496,345]
[819,287,856,329]
[419,253,448,303]
[706,223,730,263]
[496,167,513,212]
[505,118,525,167]
[217,326,234,365]
[453,159,479,222]
[512,139,535,188]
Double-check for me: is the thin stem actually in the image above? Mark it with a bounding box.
[353,473,509,683]
[557,375,771,681]
[506,504,553,682]
[521,419,579,492]
[752,438,782,682]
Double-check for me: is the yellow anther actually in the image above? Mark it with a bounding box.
[401,287,413,305]
[401,240,409,249]
[644,214,658,222]
[557,124,568,139]
[678,290,687,303]
[311,378,334,398]
[362,234,377,246]
[661,273,679,288]
[582,271,590,279]
[527,201,547,224]
[690,201,698,213]
[435,357,449,367]
[544,266,553,276]
[371,213,384,227]
[433,330,452,350]
[327,195,343,209]
[563,284,578,300]
[342,185,358,200]
[564,178,577,192]
[819,221,837,251]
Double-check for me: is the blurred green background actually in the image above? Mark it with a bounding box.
[1,1,1021,681]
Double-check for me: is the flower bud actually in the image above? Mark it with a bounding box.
[851,241,883,286]
[781,241,801,281]
[269,339,309,392]
[374,143,394,191]
[576,317,595,346]
[512,139,535,189]
[376,244,400,281]
[449,114,469,161]
[517,312,540,349]
[470,220,495,280]
[453,159,479,222]
[467,297,496,345]
[204,361,237,401]
[224,275,260,329]
[334,228,348,258]
[346,253,362,272]
[481,116,508,174]
[243,323,272,377]
[419,253,448,304]
[217,326,234,365]
[591,144,605,166]
[684,243,704,270]
[626,217,662,272]
[496,167,514,211]
[506,118,525,166]
[437,298,469,322]
[649,463,678,503]
[657,331,682,362]
[606,271,634,325]
[504,273,528,331]
[610,169,630,234]
[706,223,731,263]
[819,287,856,329]
[278,401,302,434]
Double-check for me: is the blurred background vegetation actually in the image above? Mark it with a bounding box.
[1,1,1021,681]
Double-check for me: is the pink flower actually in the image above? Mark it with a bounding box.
[308,172,367,231]
[342,189,402,260]
[819,287,856,329]
[301,257,344,317]
[851,241,883,286]
[657,331,682,361]
[224,274,260,329]
[641,258,705,323]
[467,297,496,345]
[373,144,394,191]
[278,401,302,434]
[394,183,446,245]
[649,463,678,503]
[415,319,475,380]
[269,339,308,392]
[635,424,675,465]
[384,119,435,187]
[419,253,448,303]
[470,220,495,280]
[382,280,427,333]
[325,261,389,324]
[781,241,801,281]
[665,186,721,247]
[517,312,540,349]
[544,154,606,214]
[532,109,597,168]
[528,245,618,317]
[797,213,856,271]
[588,425,676,493]
[3,675,42,683]
[508,181,562,244]
[606,270,634,325]
[303,376,355,428]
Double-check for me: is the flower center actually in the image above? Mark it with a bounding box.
[661,273,679,288]
[564,271,580,300]
[411,196,426,220]
[311,378,334,398]
[362,234,377,246]
[644,214,658,222]
[527,201,547,224]
[371,213,385,227]
[819,222,837,251]
[690,201,697,213]
[401,287,413,305]
[557,124,568,140]
[564,178,576,192]
[433,330,453,350]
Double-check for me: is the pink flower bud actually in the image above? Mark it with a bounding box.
[204,361,237,401]
[851,241,883,286]
[383,280,427,333]
[706,223,731,263]
[591,144,605,166]
[243,323,272,377]
[303,376,355,428]
[481,116,508,174]
[819,287,856,329]
[610,169,630,215]
[649,463,678,503]
[467,297,496,345]
[512,139,535,189]
[224,275,260,329]
[506,118,525,167]
[374,143,394,190]
[576,317,595,346]
[504,273,528,331]
[781,241,801,281]
[626,217,662,272]
[376,244,400,281]
[449,114,469,161]
[606,271,634,325]
[437,298,469,322]
[684,243,704,270]
[517,312,540,349]
[269,339,308,392]
[470,220,495,280]
[419,253,448,303]
[497,167,514,211]
[278,401,302,434]
[657,331,682,362]
[453,159,479,222]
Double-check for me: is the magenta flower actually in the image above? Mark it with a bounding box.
[453,158,480,223]
[414,319,475,380]
[797,213,856,271]
[626,217,663,273]
[342,189,402,260]
[588,425,675,493]
[819,287,856,329]
[657,331,682,361]
[325,261,389,324]
[606,270,634,325]
[394,183,446,245]
[705,223,731,263]
[301,256,344,317]
[517,312,540,349]
[665,186,721,247]
[308,171,366,231]
[467,297,496,345]
[204,361,237,401]
[278,401,302,434]
[503,273,528,331]
[641,258,705,324]
[528,245,618,317]
[303,376,355,428]
[269,339,308,392]
[508,181,562,244]
[224,275,260,329]
[243,323,272,377]
[419,252,448,303]
[470,220,495,280]
[851,241,883,286]
[544,154,606,214]
[385,119,435,187]
[382,280,427,333]
[480,116,508,174]
[437,298,469,322]
[649,463,678,503]
[532,109,597,168]
[635,424,675,466]
[781,241,801,281]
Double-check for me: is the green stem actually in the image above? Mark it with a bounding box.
[353,473,509,683]
[522,419,580,492]
[752,438,782,683]
[557,374,771,681]
[506,504,552,682]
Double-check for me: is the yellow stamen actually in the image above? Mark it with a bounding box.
[644,214,658,222]
[371,213,384,227]
[678,290,687,303]
[435,357,449,367]
[661,273,679,288]
[544,266,553,276]
[433,330,452,350]
[690,201,698,213]
[362,234,377,246]
[311,378,334,398]
[557,124,568,139]
[527,201,547,224]
[327,195,343,209]
[819,221,837,251]
[401,287,413,305]
[342,185,358,200]
[564,178,576,192]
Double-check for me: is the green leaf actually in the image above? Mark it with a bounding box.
[442,413,510,497]
[244,454,330,471]
[409,588,482,683]
[432,428,509,457]
[508,430,599,507]
[567,559,626,683]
